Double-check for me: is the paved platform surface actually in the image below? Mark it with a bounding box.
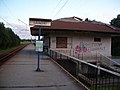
[0,44,85,90]
[112,59,120,64]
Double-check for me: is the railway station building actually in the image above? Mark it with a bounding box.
[30,16,120,57]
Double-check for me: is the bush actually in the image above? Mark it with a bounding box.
[112,48,120,56]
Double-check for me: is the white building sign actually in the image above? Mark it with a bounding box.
[29,18,51,26]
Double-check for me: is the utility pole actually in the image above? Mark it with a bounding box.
[36,28,42,72]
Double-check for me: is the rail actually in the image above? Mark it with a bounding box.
[48,49,120,90]
[0,44,27,65]
[55,49,120,72]
[98,52,120,72]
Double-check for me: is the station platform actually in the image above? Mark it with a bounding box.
[0,44,85,90]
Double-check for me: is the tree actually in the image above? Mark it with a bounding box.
[0,22,21,49]
[0,22,6,49]
[110,14,120,56]
[110,14,120,28]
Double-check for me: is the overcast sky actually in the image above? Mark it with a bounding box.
[0,0,120,39]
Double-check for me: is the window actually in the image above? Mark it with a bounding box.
[94,38,101,42]
[56,37,67,48]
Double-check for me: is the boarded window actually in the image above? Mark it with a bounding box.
[56,37,67,48]
[94,38,101,42]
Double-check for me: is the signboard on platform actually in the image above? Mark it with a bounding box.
[36,41,43,52]
[29,18,52,26]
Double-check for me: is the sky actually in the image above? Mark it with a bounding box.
[0,0,120,39]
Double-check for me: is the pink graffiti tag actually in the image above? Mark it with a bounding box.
[75,45,81,53]
[75,45,87,53]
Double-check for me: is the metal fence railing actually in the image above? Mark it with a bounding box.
[48,49,120,90]
[55,49,120,73]
[98,53,120,73]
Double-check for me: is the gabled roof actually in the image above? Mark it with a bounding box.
[30,17,120,36]
[55,16,83,22]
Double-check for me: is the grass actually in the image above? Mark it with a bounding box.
[0,44,27,56]
[112,56,120,59]
[91,86,118,90]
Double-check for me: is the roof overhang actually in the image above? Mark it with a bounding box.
[30,20,120,36]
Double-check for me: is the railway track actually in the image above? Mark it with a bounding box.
[0,44,28,66]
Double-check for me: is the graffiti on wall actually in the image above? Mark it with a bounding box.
[74,42,105,53]
[75,45,87,53]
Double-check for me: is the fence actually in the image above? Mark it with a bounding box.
[48,49,120,90]
[55,49,120,73]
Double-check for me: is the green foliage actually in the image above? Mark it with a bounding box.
[110,14,120,28]
[0,22,20,49]
[91,86,117,90]
[110,14,120,56]
[111,36,120,56]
